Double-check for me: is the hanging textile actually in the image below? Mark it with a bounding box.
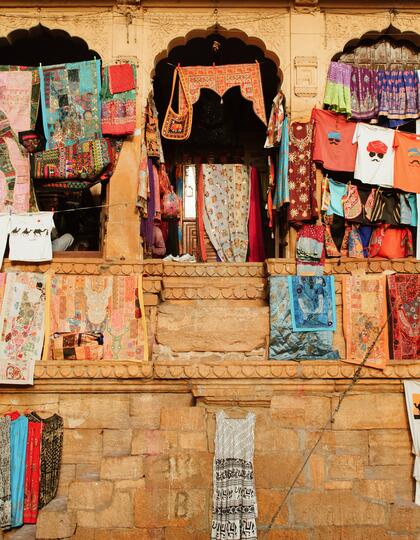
[211,411,257,540]
[264,90,284,148]
[342,274,389,370]
[37,413,63,510]
[101,63,136,136]
[350,66,379,120]
[196,164,207,262]
[202,164,250,262]
[378,70,419,122]
[145,93,164,162]
[269,276,339,361]
[388,274,420,360]
[0,416,11,530]
[296,224,325,275]
[368,225,413,259]
[39,59,101,149]
[403,381,420,506]
[323,61,352,117]
[141,158,156,254]
[0,272,46,385]
[248,166,265,262]
[0,66,41,131]
[23,414,42,524]
[288,275,336,332]
[0,70,33,213]
[136,135,149,217]
[8,212,54,262]
[9,414,28,528]
[418,195,420,260]
[50,274,147,361]
[287,121,318,223]
[393,130,420,194]
[273,116,289,209]
[0,214,9,269]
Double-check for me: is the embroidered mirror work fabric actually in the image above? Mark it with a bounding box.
[288,276,336,332]
[388,274,420,360]
[269,276,339,361]
[342,274,389,370]
[212,411,257,540]
[101,64,136,136]
[39,60,101,149]
[0,273,46,385]
[50,275,147,361]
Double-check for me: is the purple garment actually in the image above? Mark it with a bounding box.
[141,158,155,251]
[350,66,379,120]
[327,61,352,86]
[378,70,419,120]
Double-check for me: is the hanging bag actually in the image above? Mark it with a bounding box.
[342,182,362,220]
[160,165,180,220]
[161,67,193,141]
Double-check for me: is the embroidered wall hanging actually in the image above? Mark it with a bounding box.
[101,63,136,136]
[388,274,419,360]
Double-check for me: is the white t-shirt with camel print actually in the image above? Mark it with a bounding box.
[9,212,54,261]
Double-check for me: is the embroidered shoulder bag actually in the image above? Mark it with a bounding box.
[161,67,193,141]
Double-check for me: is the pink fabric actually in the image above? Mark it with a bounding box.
[152,165,161,221]
[248,166,265,262]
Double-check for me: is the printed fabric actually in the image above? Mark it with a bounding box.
[378,70,419,121]
[0,272,46,385]
[393,130,420,194]
[403,381,420,506]
[0,66,41,131]
[264,90,284,148]
[296,224,325,275]
[0,416,11,530]
[23,414,42,524]
[50,274,147,361]
[287,121,318,223]
[136,134,149,217]
[211,411,257,540]
[273,116,289,209]
[37,413,63,509]
[202,164,250,263]
[388,274,420,360]
[0,70,32,212]
[269,276,339,361]
[9,415,28,528]
[288,275,336,332]
[9,212,54,262]
[39,59,101,149]
[350,66,379,120]
[342,274,389,370]
[368,225,413,259]
[323,61,352,117]
[101,64,136,136]
[248,166,265,262]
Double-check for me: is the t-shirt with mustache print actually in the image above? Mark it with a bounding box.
[352,123,395,187]
[394,130,420,194]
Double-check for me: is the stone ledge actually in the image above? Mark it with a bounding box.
[267,258,420,275]
[161,276,267,300]
[34,361,153,379]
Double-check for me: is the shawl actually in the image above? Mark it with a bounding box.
[23,416,42,524]
[288,275,336,332]
[264,90,284,148]
[403,381,420,506]
[9,414,28,528]
[0,416,11,530]
[273,116,289,209]
[39,59,101,149]
[269,276,339,361]
[324,61,352,118]
[350,66,379,120]
[388,274,419,360]
[137,134,149,217]
[37,414,63,510]
[50,274,147,361]
[296,224,325,276]
[0,272,46,385]
[248,166,265,262]
[101,63,136,136]
[141,158,155,253]
[342,274,389,370]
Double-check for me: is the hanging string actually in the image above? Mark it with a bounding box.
[51,201,133,215]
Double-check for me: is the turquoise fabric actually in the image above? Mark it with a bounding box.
[273,116,289,208]
[327,178,347,217]
[10,415,28,527]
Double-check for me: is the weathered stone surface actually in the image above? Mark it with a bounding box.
[265,531,310,540]
[178,431,208,451]
[68,481,113,511]
[56,464,76,496]
[92,528,164,539]
[129,394,193,429]
[163,528,208,540]
[306,430,368,456]
[271,395,330,428]
[160,407,206,432]
[103,430,133,457]
[76,464,100,481]
[312,526,390,539]
[369,430,412,466]
[35,508,76,539]
[156,302,268,352]
[389,505,420,532]
[62,430,102,464]
[2,525,37,539]
[353,479,395,503]
[329,455,366,480]
[255,416,299,453]
[255,489,288,526]
[60,396,129,429]
[132,429,175,455]
[254,453,306,489]
[77,492,133,528]
[100,456,143,480]
[143,453,212,490]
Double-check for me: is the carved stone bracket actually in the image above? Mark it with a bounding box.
[294,56,318,97]
[161,277,267,300]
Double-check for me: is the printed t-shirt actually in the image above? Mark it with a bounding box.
[394,131,420,194]
[352,123,395,187]
[9,212,54,262]
[311,108,357,172]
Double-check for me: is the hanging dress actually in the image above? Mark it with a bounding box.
[211,411,257,540]
[37,413,64,509]
[9,414,28,528]
[0,416,11,530]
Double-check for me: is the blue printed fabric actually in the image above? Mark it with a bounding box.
[273,116,289,208]
[269,276,339,361]
[288,275,336,332]
[10,415,28,528]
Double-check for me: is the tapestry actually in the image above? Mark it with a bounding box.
[50,274,147,361]
[403,381,420,506]
[269,276,339,361]
[296,224,325,275]
[342,274,389,370]
[202,164,250,262]
[388,274,420,360]
[0,272,46,385]
[288,275,336,332]
[0,70,33,213]
[39,59,101,149]
[0,66,41,130]
[101,64,136,136]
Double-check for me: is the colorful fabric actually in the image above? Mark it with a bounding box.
[326,178,346,217]
[39,60,101,149]
[0,416,11,530]
[288,276,336,332]
[265,90,284,148]
[0,272,46,385]
[273,116,289,209]
[202,164,250,262]
[324,62,352,117]
[10,415,28,528]
[0,66,41,131]
[145,93,162,158]
[37,413,63,510]
[101,64,136,136]
[393,130,420,194]
[212,411,257,540]
[269,276,339,361]
[296,224,325,275]
[403,381,420,506]
[0,214,9,269]
[369,224,413,259]
[178,63,266,126]
[141,158,155,254]
[23,416,42,524]
[248,166,265,262]
[50,274,147,361]
[378,70,419,120]
[388,274,419,360]
[350,66,379,120]
[342,183,362,220]
[137,135,149,217]
[342,274,389,370]
[287,121,318,223]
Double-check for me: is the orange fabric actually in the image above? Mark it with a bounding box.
[393,131,420,193]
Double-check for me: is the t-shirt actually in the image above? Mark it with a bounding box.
[311,108,357,172]
[394,131,420,194]
[352,123,394,187]
[9,212,54,262]
[0,214,10,269]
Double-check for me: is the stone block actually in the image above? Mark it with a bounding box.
[0,395,58,416]
[254,453,305,489]
[129,394,193,429]
[56,464,76,496]
[163,528,208,540]
[271,395,330,429]
[255,489,288,527]
[369,430,412,466]
[333,394,408,430]
[143,453,212,489]
[94,529,164,540]
[312,526,389,539]
[62,429,102,464]
[103,430,133,457]
[156,301,268,352]
[77,492,133,528]
[35,509,76,539]
[353,479,395,503]
[68,481,113,510]
[306,430,368,457]
[292,491,386,526]
[309,454,325,488]
[389,505,420,532]
[59,395,129,429]
[324,481,353,490]
[178,432,208,451]
[131,429,175,455]
[114,479,146,491]
[76,463,100,481]
[160,407,206,432]
[71,527,95,540]
[254,415,299,453]
[264,531,310,540]
[2,524,37,539]
[100,456,143,480]
[329,455,365,480]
